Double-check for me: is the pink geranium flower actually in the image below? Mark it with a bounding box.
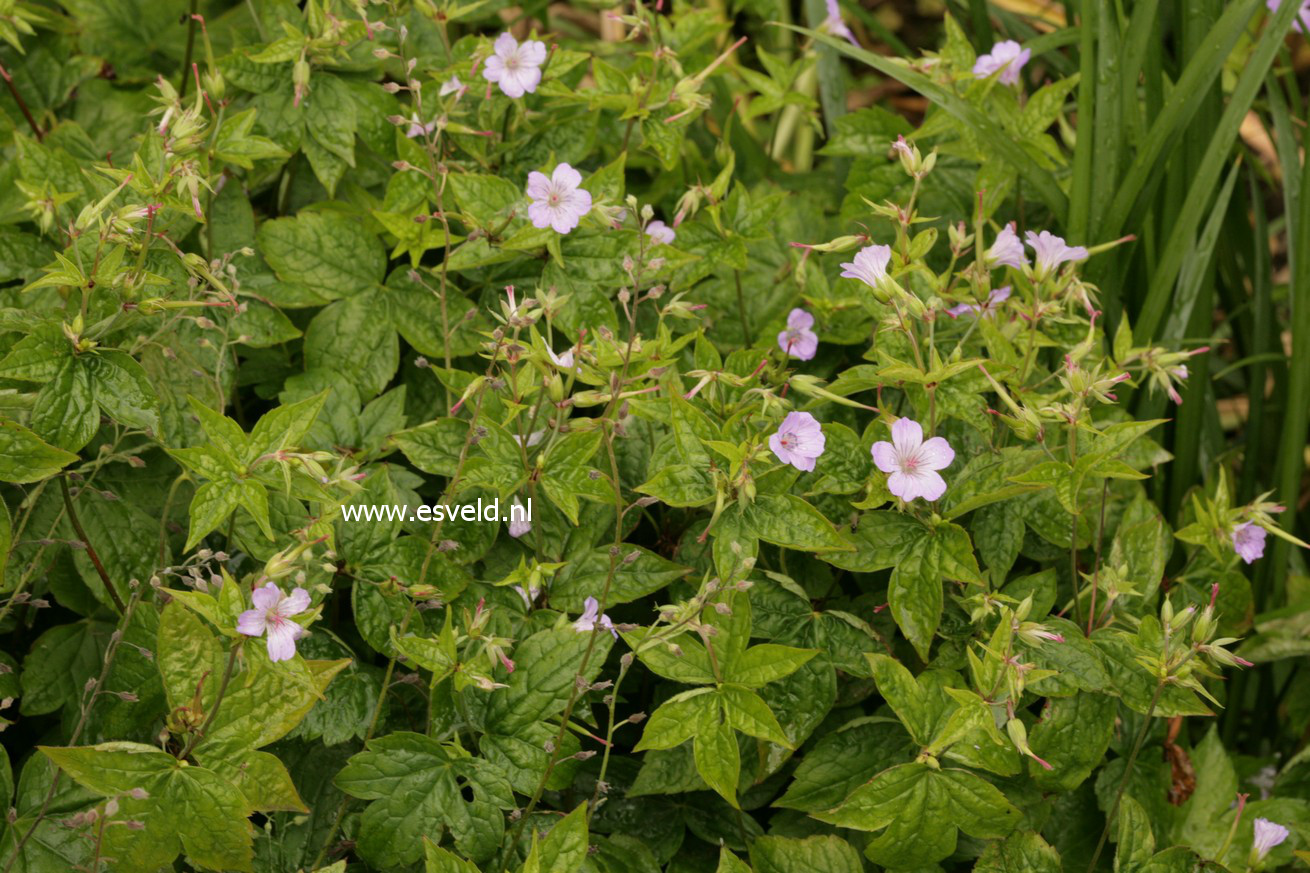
[871,418,955,502]
[526,164,592,234]
[646,220,675,245]
[824,0,860,45]
[237,583,311,662]
[839,244,892,290]
[508,498,532,538]
[769,411,826,472]
[973,40,1031,85]
[1232,522,1267,564]
[482,33,547,99]
[1267,0,1310,33]
[1252,817,1289,861]
[778,308,819,360]
[986,223,1027,270]
[1025,230,1089,280]
[574,596,617,637]
[946,285,1011,319]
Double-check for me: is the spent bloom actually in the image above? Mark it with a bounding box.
[986,223,1027,270]
[237,583,311,662]
[839,244,892,290]
[1025,230,1089,280]
[526,164,592,234]
[946,285,1011,319]
[574,596,617,638]
[1232,522,1267,564]
[769,411,826,472]
[1251,817,1289,862]
[871,418,955,502]
[973,40,1031,85]
[546,345,580,373]
[508,498,532,538]
[440,75,466,98]
[824,0,859,45]
[1267,0,1310,33]
[404,114,436,139]
[777,308,819,361]
[482,33,547,99]
[646,220,675,245]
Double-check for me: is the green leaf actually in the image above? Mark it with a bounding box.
[693,703,741,808]
[184,481,244,551]
[257,211,385,300]
[213,107,290,169]
[775,718,913,812]
[41,742,254,872]
[304,291,399,400]
[424,837,480,873]
[1028,691,1117,791]
[536,803,589,873]
[0,416,79,483]
[30,356,97,452]
[1116,795,1156,873]
[740,493,851,553]
[816,763,1021,867]
[447,173,523,227]
[394,417,471,476]
[86,349,159,432]
[335,732,514,867]
[485,627,613,735]
[749,835,863,873]
[727,643,818,688]
[635,463,716,507]
[975,831,1063,872]
[551,545,688,611]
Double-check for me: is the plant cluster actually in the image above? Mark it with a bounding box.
[0,1,1309,872]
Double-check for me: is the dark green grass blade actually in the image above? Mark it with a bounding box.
[1134,0,1302,341]
[1094,0,1263,245]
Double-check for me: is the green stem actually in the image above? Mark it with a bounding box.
[1086,683,1163,873]
[61,475,127,614]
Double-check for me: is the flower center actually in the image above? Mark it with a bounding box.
[548,190,561,206]
[779,434,796,450]
[901,453,920,473]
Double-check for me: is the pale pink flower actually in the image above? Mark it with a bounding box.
[840,244,892,290]
[973,40,1031,85]
[526,164,592,234]
[871,418,955,502]
[824,0,859,45]
[778,308,819,360]
[439,75,466,97]
[1267,0,1310,33]
[946,285,1011,319]
[891,135,913,160]
[1232,522,1267,564]
[237,583,311,662]
[1025,230,1089,280]
[986,223,1027,270]
[512,431,545,448]
[546,345,580,373]
[1252,818,1289,861]
[482,33,547,99]
[646,220,675,245]
[574,596,617,638]
[508,498,532,538]
[405,114,436,138]
[769,411,826,472]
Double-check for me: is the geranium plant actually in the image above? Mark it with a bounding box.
[1,1,1308,872]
